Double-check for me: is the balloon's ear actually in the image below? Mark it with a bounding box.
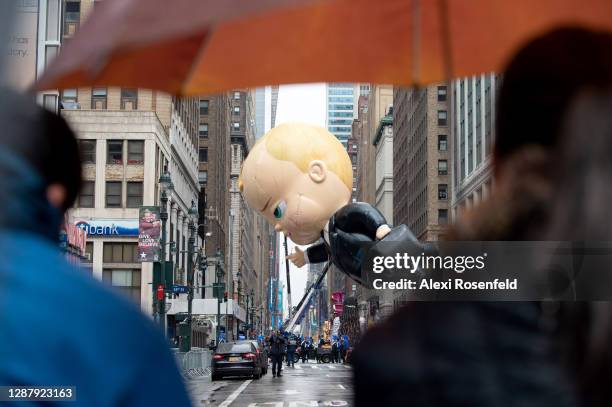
[308,160,327,183]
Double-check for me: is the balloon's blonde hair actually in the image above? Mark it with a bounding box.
[239,123,353,191]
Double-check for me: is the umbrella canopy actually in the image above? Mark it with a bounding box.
[36,0,612,95]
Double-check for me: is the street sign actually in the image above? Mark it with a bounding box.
[173,285,189,294]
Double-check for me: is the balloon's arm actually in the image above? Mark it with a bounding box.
[305,243,327,264]
[334,202,389,240]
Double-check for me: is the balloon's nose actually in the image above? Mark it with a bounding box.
[275,223,282,232]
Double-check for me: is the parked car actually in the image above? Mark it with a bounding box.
[248,340,268,375]
[211,341,263,380]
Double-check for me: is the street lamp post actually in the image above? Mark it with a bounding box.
[235,270,242,338]
[215,249,225,345]
[179,201,198,352]
[157,167,173,335]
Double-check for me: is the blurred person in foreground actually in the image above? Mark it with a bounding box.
[0,88,191,406]
[352,27,612,407]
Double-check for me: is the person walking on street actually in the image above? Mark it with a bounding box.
[340,337,348,364]
[331,338,340,363]
[300,338,309,363]
[317,337,326,364]
[268,330,287,377]
[286,335,298,367]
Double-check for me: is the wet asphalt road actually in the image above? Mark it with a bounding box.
[187,359,354,407]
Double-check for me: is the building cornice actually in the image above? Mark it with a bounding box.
[373,114,393,146]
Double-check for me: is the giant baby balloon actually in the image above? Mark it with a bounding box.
[240,123,408,284]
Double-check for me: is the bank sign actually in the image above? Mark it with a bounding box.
[75,219,139,237]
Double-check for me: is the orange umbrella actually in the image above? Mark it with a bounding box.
[36,0,612,95]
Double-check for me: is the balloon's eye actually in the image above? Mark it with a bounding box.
[274,201,287,219]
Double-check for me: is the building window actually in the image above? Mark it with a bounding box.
[60,88,78,109]
[438,135,448,151]
[198,170,208,184]
[78,181,95,208]
[199,147,208,162]
[105,181,122,208]
[126,182,143,208]
[438,160,448,175]
[438,209,449,225]
[63,1,80,36]
[91,87,107,109]
[437,110,448,126]
[107,140,123,164]
[199,100,209,115]
[102,268,141,303]
[232,122,240,131]
[103,242,138,263]
[438,184,448,200]
[233,91,241,100]
[120,88,138,110]
[127,140,144,164]
[80,140,96,163]
[199,123,208,137]
[233,106,240,114]
[84,242,94,264]
[437,86,447,102]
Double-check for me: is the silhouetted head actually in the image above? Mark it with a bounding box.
[0,87,81,239]
[496,27,612,172]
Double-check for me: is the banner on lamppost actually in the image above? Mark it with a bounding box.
[138,206,161,262]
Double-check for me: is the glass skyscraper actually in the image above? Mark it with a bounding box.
[326,83,359,148]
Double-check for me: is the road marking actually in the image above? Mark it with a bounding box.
[326,374,332,377]
[327,365,335,369]
[337,384,345,390]
[310,365,318,369]
[343,365,350,369]
[294,364,302,369]
[219,379,252,407]
[285,389,299,395]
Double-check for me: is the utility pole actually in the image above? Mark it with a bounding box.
[283,235,293,318]
[157,167,173,336]
[179,201,198,352]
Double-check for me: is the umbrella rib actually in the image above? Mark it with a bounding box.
[181,28,215,96]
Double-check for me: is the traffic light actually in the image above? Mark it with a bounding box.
[223,291,228,302]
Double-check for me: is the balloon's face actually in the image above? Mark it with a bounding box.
[241,143,350,245]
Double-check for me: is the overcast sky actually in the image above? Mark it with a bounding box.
[274,83,326,315]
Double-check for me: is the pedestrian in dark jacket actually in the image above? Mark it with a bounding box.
[316,337,326,364]
[331,340,339,363]
[300,339,309,363]
[286,335,298,367]
[268,331,287,377]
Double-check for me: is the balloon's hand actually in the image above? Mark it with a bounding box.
[288,247,306,268]
[376,225,392,240]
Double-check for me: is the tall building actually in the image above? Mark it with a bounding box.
[197,94,231,300]
[252,86,279,333]
[451,75,499,219]
[359,85,393,206]
[373,109,394,223]
[355,95,370,203]
[32,2,201,342]
[326,83,359,148]
[393,84,451,242]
